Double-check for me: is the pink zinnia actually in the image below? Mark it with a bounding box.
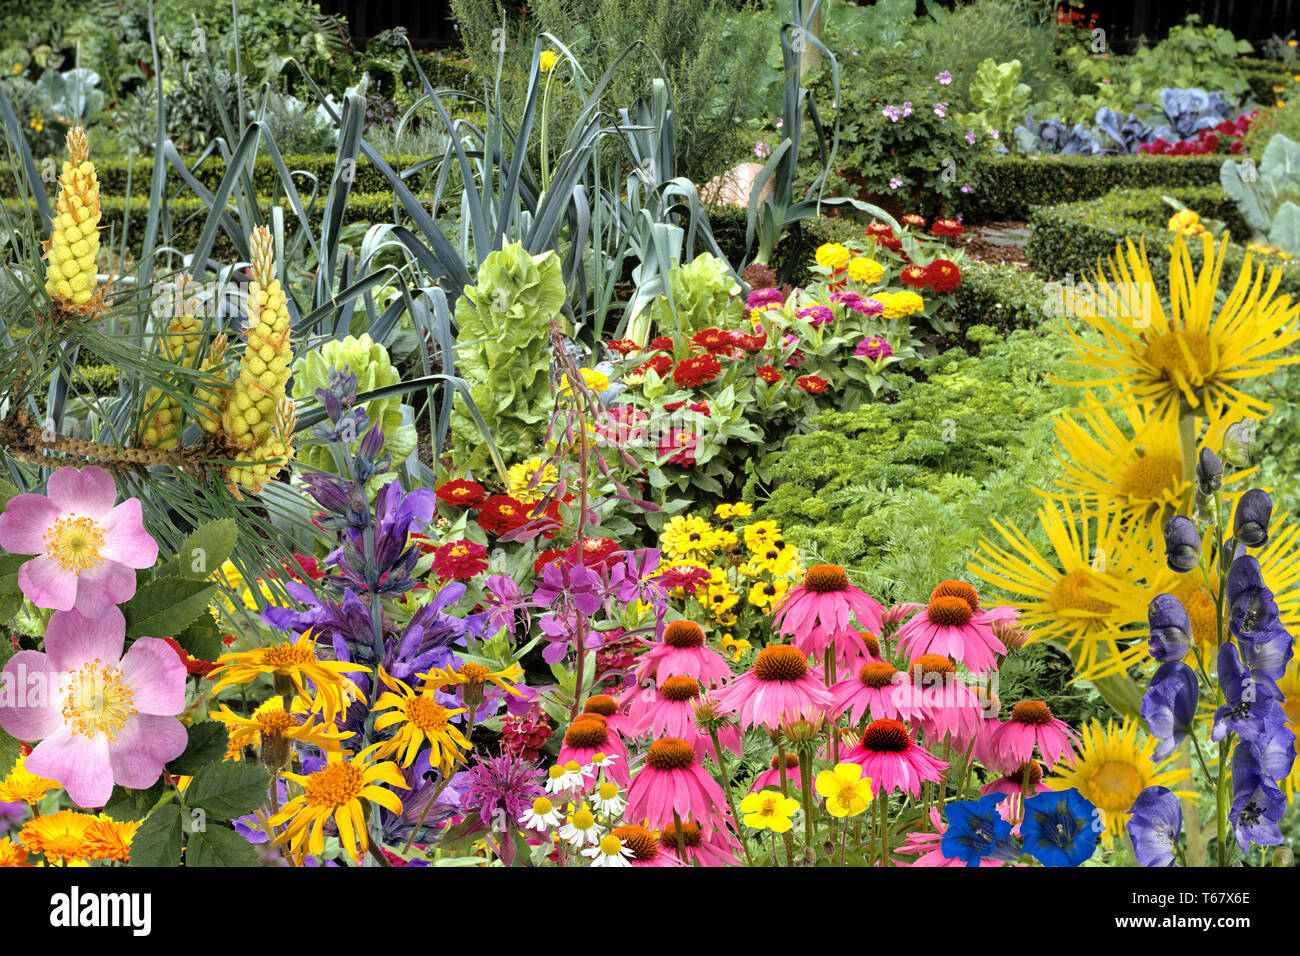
[631,676,742,760]
[990,701,1079,771]
[714,644,832,731]
[749,752,805,793]
[771,564,883,662]
[902,655,986,747]
[625,737,732,836]
[0,466,158,618]
[0,606,187,807]
[558,714,631,787]
[635,620,731,689]
[893,582,1014,675]
[842,718,947,798]
[831,660,922,726]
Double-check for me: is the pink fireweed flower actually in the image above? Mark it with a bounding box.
[902,655,986,747]
[990,701,1079,771]
[632,676,742,760]
[895,807,1013,867]
[831,660,922,726]
[893,581,1013,674]
[750,752,805,793]
[626,737,732,836]
[714,644,833,731]
[558,715,630,788]
[771,563,883,662]
[0,466,158,617]
[635,620,731,689]
[841,718,947,798]
[0,606,186,808]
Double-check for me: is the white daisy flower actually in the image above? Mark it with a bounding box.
[518,796,563,832]
[586,752,618,771]
[557,760,587,790]
[582,834,633,867]
[592,780,625,817]
[544,765,571,794]
[558,806,604,847]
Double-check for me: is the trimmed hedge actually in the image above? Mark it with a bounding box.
[1240,58,1298,105]
[941,260,1048,333]
[958,154,1224,222]
[1026,185,1300,299]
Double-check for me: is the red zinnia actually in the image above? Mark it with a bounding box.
[435,478,487,509]
[900,264,930,288]
[672,353,722,388]
[866,222,894,238]
[534,548,567,575]
[431,540,489,580]
[931,218,964,238]
[925,258,961,293]
[649,335,675,352]
[637,354,674,378]
[901,213,926,228]
[756,364,782,384]
[796,375,829,394]
[691,328,735,353]
[606,338,642,355]
[731,329,767,352]
[478,495,529,535]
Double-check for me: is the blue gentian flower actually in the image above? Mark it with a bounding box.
[1127,786,1182,867]
[1021,788,1102,866]
[940,793,1017,866]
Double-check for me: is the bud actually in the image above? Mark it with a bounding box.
[992,619,1031,653]
[1146,593,1192,662]
[1272,846,1294,867]
[1196,447,1223,496]
[1234,489,1273,548]
[1163,515,1201,573]
[778,716,825,750]
[1222,420,1255,466]
[691,696,733,733]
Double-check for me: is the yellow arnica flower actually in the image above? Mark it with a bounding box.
[0,754,60,804]
[421,660,526,709]
[208,632,369,725]
[82,815,141,863]
[815,762,874,818]
[507,457,559,504]
[371,668,471,770]
[539,49,559,73]
[0,837,32,867]
[847,257,884,284]
[739,789,800,832]
[19,810,96,863]
[660,514,720,562]
[1279,660,1300,800]
[210,696,354,761]
[814,242,851,271]
[1047,717,1192,848]
[43,126,103,314]
[268,744,409,865]
[969,499,1176,680]
[1056,232,1300,429]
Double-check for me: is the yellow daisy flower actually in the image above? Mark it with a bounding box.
[208,632,369,725]
[371,669,471,770]
[0,754,60,805]
[210,696,354,762]
[715,502,754,520]
[748,577,789,612]
[743,520,781,553]
[19,810,96,864]
[721,634,752,661]
[421,660,526,710]
[507,457,559,504]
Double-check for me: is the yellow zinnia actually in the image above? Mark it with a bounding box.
[507,457,559,504]
[814,242,851,271]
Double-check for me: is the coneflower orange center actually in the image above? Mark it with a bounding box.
[583,695,617,716]
[612,824,659,861]
[927,595,973,627]
[770,753,800,770]
[861,718,911,753]
[564,716,609,748]
[858,661,898,688]
[860,631,880,656]
[930,580,980,610]
[661,821,702,847]
[911,654,956,678]
[1010,700,1053,725]
[303,762,365,808]
[663,620,705,648]
[804,564,849,593]
[752,644,808,681]
[646,737,695,770]
[661,676,700,702]
[1007,761,1043,786]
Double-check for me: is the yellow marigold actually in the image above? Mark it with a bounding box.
[0,836,32,867]
[19,810,96,863]
[814,242,851,271]
[0,754,60,804]
[508,457,559,504]
[846,257,884,284]
[82,815,141,863]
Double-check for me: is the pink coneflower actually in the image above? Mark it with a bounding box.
[660,820,738,867]
[635,620,732,688]
[558,714,631,787]
[625,738,732,836]
[895,808,1013,867]
[841,718,947,798]
[612,824,685,867]
[979,760,1049,821]
[893,581,1012,674]
[990,701,1079,771]
[632,676,742,760]
[749,752,805,793]
[714,644,833,731]
[831,660,922,726]
[903,654,985,747]
[771,564,883,663]
[580,693,637,738]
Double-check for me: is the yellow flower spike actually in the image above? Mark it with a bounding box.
[228,397,297,496]
[43,126,104,315]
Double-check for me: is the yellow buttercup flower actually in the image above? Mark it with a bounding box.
[740,789,800,832]
[371,668,471,770]
[815,762,874,818]
[268,744,409,865]
[0,754,60,805]
[208,631,369,725]
[814,242,851,271]
[43,127,103,314]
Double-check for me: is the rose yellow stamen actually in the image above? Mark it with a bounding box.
[43,515,106,575]
[61,661,136,741]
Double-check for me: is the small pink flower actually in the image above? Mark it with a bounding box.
[933,102,948,118]
[965,130,977,146]
[935,71,952,86]
[0,466,158,617]
[0,606,187,808]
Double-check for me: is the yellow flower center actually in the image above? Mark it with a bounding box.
[532,796,554,815]
[1088,761,1145,812]
[598,833,623,856]
[405,697,451,734]
[257,711,297,736]
[548,766,565,780]
[1049,569,1114,616]
[598,782,618,800]
[1117,453,1182,502]
[1145,329,1212,385]
[44,514,106,575]
[303,762,365,809]
[573,808,596,830]
[1171,579,1218,656]
[61,662,136,741]
[259,643,316,672]
[458,663,490,684]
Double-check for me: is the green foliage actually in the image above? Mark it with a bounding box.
[293,333,417,494]
[121,575,219,639]
[756,328,1079,602]
[1125,16,1253,99]
[938,259,1049,334]
[451,241,566,470]
[955,59,1032,142]
[127,803,185,867]
[1220,134,1300,253]
[1243,102,1300,160]
[997,642,1114,732]
[183,761,272,818]
[648,252,742,338]
[168,722,232,776]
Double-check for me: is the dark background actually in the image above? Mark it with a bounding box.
[316,0,1298,48]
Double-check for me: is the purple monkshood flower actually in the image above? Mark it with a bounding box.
[1225,555,1294,683]
[855,336,894,361]
[889,177,904,190]
[965,130,977,145]
[936,70,952,85]
[747,287,784,310]
[1240,723,1297,782]
[1142,661,1199,760]
[1162,515,1200,573]
[1147,593,1192,662]
[1212,642,1286,743]
[798,305,835,328]
[934,102,948,118]
[1230,745,1287,853]
[1127,786,1182,867]
[1234,489,1273,548]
